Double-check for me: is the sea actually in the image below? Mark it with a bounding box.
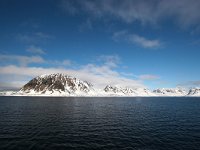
[0,96,200,150]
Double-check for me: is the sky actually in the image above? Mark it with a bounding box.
[0,0,200,90]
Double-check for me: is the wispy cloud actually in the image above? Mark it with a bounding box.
[26,45,46,55]
[17,32,53,44]
[0,54,45,66]
[61,0,200,28]
[34,32,54,39]
[0,54,73,68]
[130,34,161,48]
[112,31,161,48]
[97,54,120,68]
[49,59,72,67]
[139,74,160,80]
[112,30,127,42]
[178,80,200,87]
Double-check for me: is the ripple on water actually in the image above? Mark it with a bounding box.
[0,97,200,150]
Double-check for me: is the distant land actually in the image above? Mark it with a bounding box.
[0,73,200,97]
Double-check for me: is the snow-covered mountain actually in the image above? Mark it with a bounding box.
[187,88,200,96]
[104,85,156,96]
[18,73,95,96]
[1,73,200,97]
[16,74,157,96]
[104,85,135,96]
[153,88,187,96]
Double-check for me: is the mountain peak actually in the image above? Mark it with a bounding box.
[20,73,93,95]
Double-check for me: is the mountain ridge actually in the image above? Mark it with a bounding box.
[1,73,200,97]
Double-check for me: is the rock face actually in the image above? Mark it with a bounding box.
[19,73,93,95]
[153,88,187,96]
[187,88,200,96]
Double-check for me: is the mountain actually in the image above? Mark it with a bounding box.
[187,88,200,96]
[18,73,94,96]
[17,74,157,96]
[104,85,136,96]
[1,73,199,97]
[104,85,156,96]
[153,88,187,96]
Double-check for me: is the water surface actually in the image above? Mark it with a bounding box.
[0,96,200,150]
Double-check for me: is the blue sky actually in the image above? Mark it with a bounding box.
[0,0,200,90]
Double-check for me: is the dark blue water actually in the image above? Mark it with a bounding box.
[0,97,200,150]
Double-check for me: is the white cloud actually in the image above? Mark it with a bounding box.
[0,54,45,66]
[62,0,200,28]
[0,54,161,90]
[0,64,145,90]
[97,54,120,68]
[112,30,127,41]
[139,74,160,80]
[130,35,161,48]
[157,0,200,27]
[112,31,161,48]
[26,45,45,54]
[81,0,157,24]
[49,59,72,66]
[120,72,134,77]
[0,54,73,68]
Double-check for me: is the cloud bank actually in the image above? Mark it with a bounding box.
[0,54,160,90]
[0,65,144,90]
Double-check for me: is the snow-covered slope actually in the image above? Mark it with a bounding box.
[18,73,95,96]
[103,85,156,96]
[153,88,187,96]
[187,88,200,96]
[1,73,200,97]
[104,85,135,96]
